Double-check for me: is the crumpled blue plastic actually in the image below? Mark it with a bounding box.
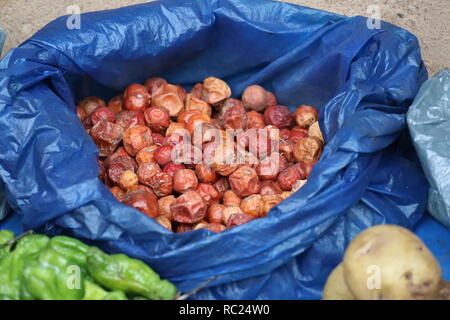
[408,69,450,229]
[0,0,429,299]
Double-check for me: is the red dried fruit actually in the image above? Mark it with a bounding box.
[155,216,172,231]
[123,83,150,112]
[242,85,274,112]
[151,132,165,146]
[195,164,218,184]
[144,106,170,132]
[123,189,159,218]
[201,77,231,104]
[90,120,124,156]
[207,203,225,224]
[240,194,263,219]
[193,221,209,230]
[279,140,295,162]
[279,129,291,140]
[289,127,308,142]
[137,162,162,186]
[90,106,116,125]
[177,224,193,233]
[78,96,106,116]
[118,170,139,190]
[226,212,253,228]
[206,223,226,232]
[151,83,185,117]
[259,180,283,196]
[76,106,86,122]
[173,169,199,193]
[109,186,125,202]
[295,105,318,128]
[158,195,176,221]
[185,113,212,136]
[144,77,167,94]
[196,183,220,206]
[261,194,283,216]
[213,177,230,198]
[263,105,293,129]
[135,145,158,166]
[277,167,302,191]
[107,95,123,114]
[148,172,173,197]
[190,83,204,99]
[223,190,242,207]
[123,125,153,156]
[222,206,244,225]
[255,152,287,181]
[293,136,323,164]
[185,94,212,117]
[163,163,186,177]
[115,110,146,130]
[153,145,173,166]
[171,190,207,224]
[171,144,202,168]
[177,109,202,125]
[223,104,248,130]
[229,165,261,197]
[246,110,266,129]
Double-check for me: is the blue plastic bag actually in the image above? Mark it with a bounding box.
[0,0,429,299]
[408,69,450,229]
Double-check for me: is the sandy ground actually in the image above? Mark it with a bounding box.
[0,0,448,75]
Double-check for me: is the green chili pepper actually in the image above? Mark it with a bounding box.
[86,247,177,300]
[0,234,49,300]
[83,280,128,300]
[0,230,14,261]
[23,248,85,300]
[103,290,128,300]
[48,236,90,269]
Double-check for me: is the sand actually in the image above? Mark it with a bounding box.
[0,0,449,75]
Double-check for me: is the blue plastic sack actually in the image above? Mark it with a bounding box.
[408,69,450,229]
[0,0,429,299]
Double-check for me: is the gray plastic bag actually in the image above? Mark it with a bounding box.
[408,69,450,228]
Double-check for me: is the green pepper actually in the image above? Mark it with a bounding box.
[23,248,85,300]
[83,280,128,300]
[86,247,177,300]
[103,290,128,300]
[0,230,14,261]
[48,236,90,269]
[0,234,49,300]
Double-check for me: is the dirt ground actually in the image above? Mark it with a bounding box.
[0,0,448,75]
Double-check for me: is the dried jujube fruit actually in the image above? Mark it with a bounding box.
[201,77,231,104]
[144,106,170,132]
[295,105,318,128]
[293,136,323,164]
[263,105,293,129]
[123,84,151,112]
[90,120,124,156]
[173,169,198,193]
[171,190,207,224]
[123,125,153,156]
[123,189,159,218]
[229,165,261,197]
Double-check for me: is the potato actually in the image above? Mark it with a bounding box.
[343,225,441,300]
[323,263,355,300]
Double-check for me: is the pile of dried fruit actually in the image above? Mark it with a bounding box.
[76,77,324,233]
